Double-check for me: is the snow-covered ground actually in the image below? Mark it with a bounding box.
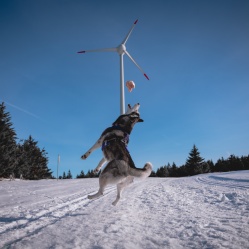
[1,171,249,249]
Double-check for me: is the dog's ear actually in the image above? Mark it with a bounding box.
[132,103,140,113]
[125,104,132,114]
[125,103,140,114]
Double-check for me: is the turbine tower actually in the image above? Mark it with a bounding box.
[77,19,149,114]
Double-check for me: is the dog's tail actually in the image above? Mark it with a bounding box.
[128,162,152,179]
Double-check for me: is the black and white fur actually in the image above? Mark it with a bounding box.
[81,104,152,205]
[81,103,140,173]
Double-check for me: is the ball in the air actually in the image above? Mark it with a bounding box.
[126,80,135,92]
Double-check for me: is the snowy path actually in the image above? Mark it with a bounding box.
[1,171,249,249]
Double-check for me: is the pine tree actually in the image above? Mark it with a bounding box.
[0,102,17,178]
[170,162,178,177]
[214,157,227,172]
[85,170,96,178]
[67,170,72,179]
[62,171,67,179]
[156,166,169,177]
[76,170,85,178]
[149,170,157,177]
[177,165,188,177]
[185,144,205,176]
[227,155,244,171]
[207,160,215,172]
[16,135,52,179]
[241,155,249,170]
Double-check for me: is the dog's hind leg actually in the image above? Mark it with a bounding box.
[88,190,103,200]
[88,177,108,200]
[112,176,134,206]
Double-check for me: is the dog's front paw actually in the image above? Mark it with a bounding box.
[81,153,89,160]
[93,168,100,175]
[93,168,100,174]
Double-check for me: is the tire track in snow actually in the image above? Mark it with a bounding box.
[196,174,249,190]
[0,185,116,247]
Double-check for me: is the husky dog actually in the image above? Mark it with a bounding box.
[81,103,141,174]
[81,104,152,205]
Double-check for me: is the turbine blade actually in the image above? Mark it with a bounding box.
[121,19,138,45]
[125,50,149,80]
[77,47,117,53]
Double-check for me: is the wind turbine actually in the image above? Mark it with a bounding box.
[77,19,149,114]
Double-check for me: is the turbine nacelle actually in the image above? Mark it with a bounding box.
[117,44,126,55]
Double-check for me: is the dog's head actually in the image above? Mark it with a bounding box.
[112,111,143,134]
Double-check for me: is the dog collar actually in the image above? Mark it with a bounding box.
[112,125,130,145]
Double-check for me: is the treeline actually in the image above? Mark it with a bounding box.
[0,102,53,180]
[74,145,249,179]
[76,170,99,178]
[58,170,73,179]
[57,169,99,179]
[151,145,249,177]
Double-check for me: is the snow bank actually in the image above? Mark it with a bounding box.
[1,171,249,248]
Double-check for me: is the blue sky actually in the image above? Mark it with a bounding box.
[1,0,249,178]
